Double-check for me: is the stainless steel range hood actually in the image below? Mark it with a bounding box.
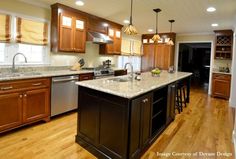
[87,31,113,44]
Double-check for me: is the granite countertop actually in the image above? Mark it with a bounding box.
[212,70,231,75]
[76,71,192,99]
[0,70,94,82]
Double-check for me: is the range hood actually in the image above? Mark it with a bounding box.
[87,31,113,44]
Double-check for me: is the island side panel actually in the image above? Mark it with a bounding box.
[76,86,130,159]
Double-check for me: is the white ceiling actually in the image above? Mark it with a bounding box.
[20,0,236,34]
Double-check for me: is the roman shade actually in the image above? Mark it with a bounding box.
[0,13,11,42]
[16,17,48,45]
[121,38,142,56]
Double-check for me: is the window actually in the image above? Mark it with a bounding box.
[0,12,49,65]
[118,56,141,72]
[0,43,5,62]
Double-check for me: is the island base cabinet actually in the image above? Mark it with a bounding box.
[129,93,152,159]
[77,87,129,159]
[0,93,22,132]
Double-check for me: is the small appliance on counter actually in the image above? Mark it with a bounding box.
[103,59,112,68]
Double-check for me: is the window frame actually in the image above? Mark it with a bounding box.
[0,9,50,66]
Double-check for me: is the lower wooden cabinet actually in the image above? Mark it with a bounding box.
[212,73,231,99]
[79,73,94,81]
[0,78,50,133]
[0,93,22,132]
[23,88,50,123]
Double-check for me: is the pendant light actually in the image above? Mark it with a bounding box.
[167,20,175,45]
[152,8,161,43]
[124,0,138,35]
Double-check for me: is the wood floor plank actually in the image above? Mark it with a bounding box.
[0,88,234,159]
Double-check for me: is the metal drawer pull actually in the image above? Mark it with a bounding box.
[24,94,27,97]
[32,83,42,86]
[82,77,89,80]
[52,77,79,83]
[19,95,23,98]
[1,86,13,90]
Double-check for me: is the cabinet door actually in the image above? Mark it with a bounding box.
[23,88,49,123]
[154,45,173,70]
[212,78,230,99]
[141,44,155,72]
[74,17,86,53]
[59,14,74,52]
[154,45,164,69]
[0,93,22,132]
[130,93,152,158]
[106,28,115,54]
[114,30,121,54]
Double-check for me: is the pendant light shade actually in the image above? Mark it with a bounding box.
[124,0,138,35]
[152,8,161,43]
[167,19,175,45]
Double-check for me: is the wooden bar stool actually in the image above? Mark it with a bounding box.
[176,81,187,113]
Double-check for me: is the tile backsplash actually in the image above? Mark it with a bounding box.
[213,59,232,72]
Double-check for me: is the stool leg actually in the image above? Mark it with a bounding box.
[176,90,181,114]
[179,88,183,112]
[182,86,187,107]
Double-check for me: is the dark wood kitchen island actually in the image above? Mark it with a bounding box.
[75,71,192,159]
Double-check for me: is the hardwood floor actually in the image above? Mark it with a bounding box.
[0,88,234,159]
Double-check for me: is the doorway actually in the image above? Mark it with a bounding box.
[178,43,211,92]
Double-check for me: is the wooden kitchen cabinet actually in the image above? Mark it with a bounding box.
[23,88,50,123]
[0,78,51,133]
[212,73,231,99]
[130,93,152,159]
[214,30,233,60]
[141,33,176,72]
[79,73,94,81]
[100,26,122,55]
[51,4,86,53]
[141,44,155,72]
[0,93,22,132]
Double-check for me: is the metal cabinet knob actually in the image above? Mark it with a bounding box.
[24,94,27,97]
[19,95,23,98]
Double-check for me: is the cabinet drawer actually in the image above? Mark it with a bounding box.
[213,73,231,80]
[0,78,50,94]
[79,73,94,81]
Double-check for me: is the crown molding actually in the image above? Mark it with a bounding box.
[177,32,214,36]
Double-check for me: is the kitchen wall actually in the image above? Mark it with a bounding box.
[230,28,236,108]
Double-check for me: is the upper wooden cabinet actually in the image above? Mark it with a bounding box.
[100,26,122,55]
[214,30,233,60]
[51,4,87,53]
[51,3,123,55]
[87,16,108,34]
[141,33,176,72]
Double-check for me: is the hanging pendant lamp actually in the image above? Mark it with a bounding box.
[152,8,161,43]
[124,0,138,35]
[167,20,175,45]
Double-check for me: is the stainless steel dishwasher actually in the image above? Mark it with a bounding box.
[51,75,79,117]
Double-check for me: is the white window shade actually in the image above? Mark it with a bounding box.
[121,39,131,55]
[0,13,11,42]
[16,17,48,45]
[132,40,142,56]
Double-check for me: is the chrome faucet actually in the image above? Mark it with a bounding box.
[124,62,134,80]
[12,53,27,72]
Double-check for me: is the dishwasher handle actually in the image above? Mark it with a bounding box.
[52,77,79,83]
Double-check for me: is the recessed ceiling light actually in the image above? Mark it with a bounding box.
[207,7,216,12]
[123,20,130,24]
[75,0,84,6]
[148,29,154,32]
[211,23,218,27]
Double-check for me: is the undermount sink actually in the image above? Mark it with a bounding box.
[0,72,42,78]
[107,77,132,82]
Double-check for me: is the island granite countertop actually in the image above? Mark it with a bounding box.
[76,71,192,99]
